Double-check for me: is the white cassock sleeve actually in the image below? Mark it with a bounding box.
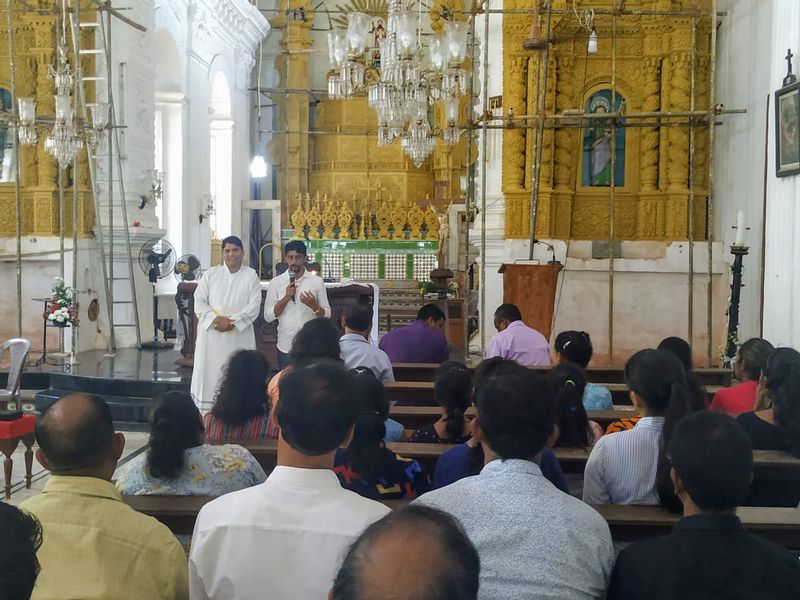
[193,270,216,331]
[231,270,263,332]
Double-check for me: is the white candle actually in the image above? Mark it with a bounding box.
[734,210,745,246]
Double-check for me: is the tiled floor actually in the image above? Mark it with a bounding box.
[3,430,149,506]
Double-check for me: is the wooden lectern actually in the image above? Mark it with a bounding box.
[498,263,563,340]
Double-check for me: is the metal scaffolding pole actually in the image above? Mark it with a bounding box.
[6,0,22,337]
[688,13,697,354]
[463,5,477,354]
[479,0,490,353]
[527,3,552,260]
[706,0,719,366]
[606,1,619,363]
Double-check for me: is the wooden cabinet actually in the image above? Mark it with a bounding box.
[498,263,562,340]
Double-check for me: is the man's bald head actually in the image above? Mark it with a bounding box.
[35,393,118,475]
[331,505,479,600]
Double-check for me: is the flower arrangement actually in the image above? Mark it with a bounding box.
[45,277,79,326]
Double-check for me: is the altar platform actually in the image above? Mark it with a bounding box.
[15,349,191,431]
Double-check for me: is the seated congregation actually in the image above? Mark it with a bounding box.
[4,305,800,600]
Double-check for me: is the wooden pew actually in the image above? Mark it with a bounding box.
[391,363,733,387]
[384,380,722,406]
[226,438,799,483]
[388,405,637,431]
[231,439,455,474]
[123,496,800,551]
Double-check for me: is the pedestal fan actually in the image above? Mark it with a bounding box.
[139,238,176,350]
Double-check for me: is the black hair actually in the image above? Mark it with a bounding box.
[0,503,42,600]
[625,349,692,512]
[549,362,590,448]
[554,330,593,368]
[474,359,555,460]
[416,303,446,322]
[35,393,115,473]
[737,337,775,381]
[494,303,522,323]
[284,239,308,256]
[345,368,389,480]
[434,361,472,440]
[332,504,480,600]
[147,391,204,480]
[657,336,708,411]
[763,347,800,457]
[465,358,518,473]
[277,361,358,455]
[211,350,270,426]
[289,318,342,367]
[342,303,373,333]
[221,235,243,250]
[668,411,753,512]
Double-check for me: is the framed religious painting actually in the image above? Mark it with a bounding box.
[775,81,800,177]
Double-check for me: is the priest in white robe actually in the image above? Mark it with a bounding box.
[190,236,263,413]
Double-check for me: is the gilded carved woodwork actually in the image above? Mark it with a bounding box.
[321,194,337,238]
[0,6,95,237]
[338,196,354,239]
[503,3,713,240]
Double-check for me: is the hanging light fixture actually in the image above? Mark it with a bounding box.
[44,9,82,169]
[250,154,268,178]
[522,1,548,52]
[329,2,471,167]
[587,27,598,54]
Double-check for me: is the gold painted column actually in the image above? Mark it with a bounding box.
[666,52,690,192]
[553,55,575,191]
[272,3,312,227]
[641,58,661,191]
[503,55,527,192]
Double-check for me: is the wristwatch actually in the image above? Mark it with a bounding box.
[315,306,324,317]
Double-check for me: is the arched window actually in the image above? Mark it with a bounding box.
[581,89,625,187]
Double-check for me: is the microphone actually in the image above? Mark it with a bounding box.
[289,271,296,302]
[532,239,561,265]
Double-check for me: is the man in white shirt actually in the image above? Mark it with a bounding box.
[264,240,331,369]
[415,360,614,600]
[339,303,394,382]
[189,362,390,600]
[190,236,263,412]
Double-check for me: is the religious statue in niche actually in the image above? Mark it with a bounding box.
[775,49,800,178]
[371,19,386,67]
[582,90,626,187]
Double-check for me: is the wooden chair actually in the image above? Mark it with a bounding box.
[0,338,34,499]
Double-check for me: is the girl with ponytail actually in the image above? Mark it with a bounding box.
[116,391,266,495]
[583,349,692,511]
[334,369,431,500]
[548,363,603,447]
[737,347,800,506]
[408,361,473,444]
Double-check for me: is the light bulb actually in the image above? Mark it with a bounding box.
[249,154,268,178]
[588,29,598,54]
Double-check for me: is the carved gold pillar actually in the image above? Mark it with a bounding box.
[641,58,661,191]
[553,55,575,190]
[274,4,312,227]
[666,52,691,192]
[502,55,527,192]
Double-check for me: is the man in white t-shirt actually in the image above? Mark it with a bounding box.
[264,240,331,368]
[189,362,390,600]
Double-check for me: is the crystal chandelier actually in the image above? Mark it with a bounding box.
[44,41,83,168]
[327,2,469,168]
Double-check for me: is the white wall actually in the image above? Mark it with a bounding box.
[760,1,800,346]
[716,0,800,347]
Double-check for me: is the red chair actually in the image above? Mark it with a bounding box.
[0,338,34,499]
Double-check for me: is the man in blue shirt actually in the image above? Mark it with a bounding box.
[339,304,394,382]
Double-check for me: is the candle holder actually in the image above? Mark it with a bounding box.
[724,244,750,366]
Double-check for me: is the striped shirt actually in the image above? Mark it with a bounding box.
[203,406,279,442]
[582,416,665,505]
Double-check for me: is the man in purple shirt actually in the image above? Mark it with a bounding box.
[485,303,551,366]
[378,304,449,363]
